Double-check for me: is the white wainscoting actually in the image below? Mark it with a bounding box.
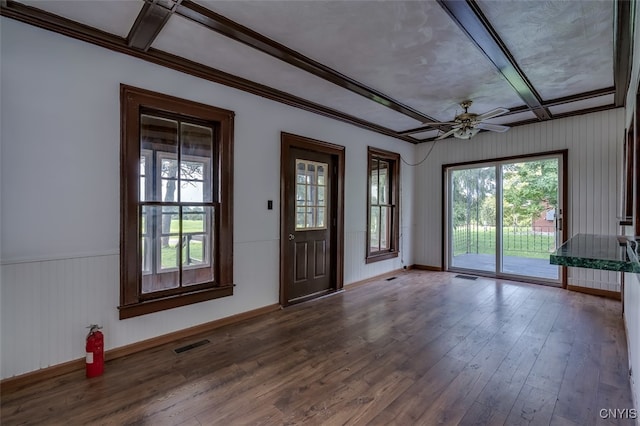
[1,255,119,379]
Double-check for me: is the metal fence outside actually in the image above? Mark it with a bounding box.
[452,225,556,258]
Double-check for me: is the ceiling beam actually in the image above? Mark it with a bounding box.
[437,0,551,121]
[0,1,420,145]
[127,1,179,51]
[174,0,442,126]
[613,0,634,107]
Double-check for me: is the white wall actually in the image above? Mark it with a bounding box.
[0,18,417,379]
[625,271,640,416]
[413,108,625,291]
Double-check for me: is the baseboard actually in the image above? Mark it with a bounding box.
[567,284,621,300]
[1,303,280,394]
[411,264,443,271]
[345,267,409,290]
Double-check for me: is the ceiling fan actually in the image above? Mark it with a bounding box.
[426,100,510,140]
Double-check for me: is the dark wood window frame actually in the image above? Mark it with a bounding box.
[120,85,234,319]
[623,124,635,221]
[366,147,400,263]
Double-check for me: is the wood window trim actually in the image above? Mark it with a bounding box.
[120,84,234,320]
[624,124,635,220]
[366,147,400,264]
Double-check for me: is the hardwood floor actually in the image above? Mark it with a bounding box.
[1,271,635,425]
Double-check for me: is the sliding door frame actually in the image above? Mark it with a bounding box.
[442,149,568,288]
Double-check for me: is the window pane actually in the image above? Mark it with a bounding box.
[317,207,325,228]
[317,165,325,185]
[370,158,379,205]
[182,206,214,287]
[306,207,315,228]
[182,206,205,233]
[141,115,177,202]
[180,161,204,181]
[181,181,204,203]
[296,162,306,183]
[160,206,179,271]
[296,184,306,206]
[296,208,305,228]
[318,187,325,206]
[379,160,389,204]
[308,185,316,206]
[140,177,146,202]
[307,164,315,184]
[139,156,147,202]
[380,206,390,250]
[181,122,213,202]
[141,206,179,294]
[140,206,151,274]
[370,206,380,252]
[160,157,179,203]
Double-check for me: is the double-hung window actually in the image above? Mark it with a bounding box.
[120,85,234,319]
[366,147,400,263]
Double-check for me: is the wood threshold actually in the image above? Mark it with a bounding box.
[0,303,280,394]
[567,285,621,301]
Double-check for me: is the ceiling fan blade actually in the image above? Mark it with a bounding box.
[475,107,509,121]
[421,121,457,126]
[476,122,510,133]
[435,128,458,140]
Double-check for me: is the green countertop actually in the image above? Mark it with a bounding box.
[550,234,640,273]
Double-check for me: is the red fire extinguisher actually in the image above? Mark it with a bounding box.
[86,324,104,378]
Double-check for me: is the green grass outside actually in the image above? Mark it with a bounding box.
[154,219,207,268]
[452,227,555,259]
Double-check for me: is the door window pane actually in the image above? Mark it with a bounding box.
[295,159,328,230]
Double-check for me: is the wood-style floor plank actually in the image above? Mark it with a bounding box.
[1,271,635,425]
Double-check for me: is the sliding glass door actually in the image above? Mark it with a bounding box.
[450,166,497,273]
[446,154,563,284]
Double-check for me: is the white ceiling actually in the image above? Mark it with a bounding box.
[10,0,622,143]
[153,14,424,131]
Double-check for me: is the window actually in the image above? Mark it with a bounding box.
[296,159,328,230]
[120,85,234,319]
[366,147,400,263]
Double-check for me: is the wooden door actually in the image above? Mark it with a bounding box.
[280,133,344,305]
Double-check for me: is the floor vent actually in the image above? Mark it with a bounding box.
[386,276,397,281]
[454,274,478,280]
[174,339,210,354]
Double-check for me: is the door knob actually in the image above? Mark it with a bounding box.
[288,234,295,240]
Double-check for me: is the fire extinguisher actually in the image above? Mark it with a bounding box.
[86,324,104,378]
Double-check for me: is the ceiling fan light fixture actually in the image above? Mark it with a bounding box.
[453,127,480,139]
